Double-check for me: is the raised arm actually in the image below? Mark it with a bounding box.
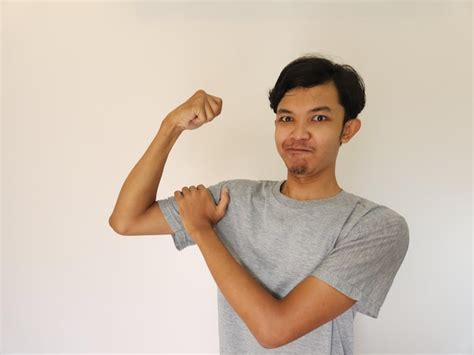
[108,89,223,235]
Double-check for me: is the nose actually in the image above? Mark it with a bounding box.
[290,121,311,140]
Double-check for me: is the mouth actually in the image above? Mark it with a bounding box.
[286,148,312,153]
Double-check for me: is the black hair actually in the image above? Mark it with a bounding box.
[268,53,366,129]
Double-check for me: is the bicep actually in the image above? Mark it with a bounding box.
[271,275,356,348]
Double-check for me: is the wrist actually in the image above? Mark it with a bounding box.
[161,116,185,136]
[191,225,216,243]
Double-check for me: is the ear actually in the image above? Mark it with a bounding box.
[340,118,361,144]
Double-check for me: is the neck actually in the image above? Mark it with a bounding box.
[280,175,342,201]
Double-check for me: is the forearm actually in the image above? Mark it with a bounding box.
[109,117,183,228]
[194,227,281,347]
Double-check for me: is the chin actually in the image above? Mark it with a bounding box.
[285,160,309,174]
[289,167,308,175]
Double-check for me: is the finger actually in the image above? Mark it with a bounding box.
[189,185,197,191]
[203,100,214,121]
[209,94,222,105]
[217,186,230,214]
[195,107,207,124]
[182,186,190,194]
[208,96,222,115]
[197,184,206,189]
[174,190,183,200]
[207,97,220,116]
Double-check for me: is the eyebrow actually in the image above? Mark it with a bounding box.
[276,106,333,114]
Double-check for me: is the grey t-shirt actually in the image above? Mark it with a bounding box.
[157,179,409,354]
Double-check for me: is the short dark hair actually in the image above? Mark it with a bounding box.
[268,53,366,128]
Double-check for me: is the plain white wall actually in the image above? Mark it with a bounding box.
[1,0,472,353]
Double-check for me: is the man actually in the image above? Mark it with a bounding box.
[109,54,410,354]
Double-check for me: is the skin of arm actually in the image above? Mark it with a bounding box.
[175,184,357,349]
[109,118,184,233]
[109,89,222,234]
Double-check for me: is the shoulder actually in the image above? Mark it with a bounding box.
[345,192,408,227]
[220,178,276,193]
[206,178,272,201]
[207,179,279,206]
[341,193,410,246]
[359,201,408,231]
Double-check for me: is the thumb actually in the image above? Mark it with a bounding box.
[217,186,230,215]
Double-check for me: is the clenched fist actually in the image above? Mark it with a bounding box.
[165,89,223,131]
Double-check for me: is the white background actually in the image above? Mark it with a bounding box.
[1,0,472,353]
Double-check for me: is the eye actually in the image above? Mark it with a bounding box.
[277,115,328,123]
[279,116,292,122]
[313,115,327,122]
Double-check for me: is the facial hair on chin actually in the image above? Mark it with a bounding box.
[289,166,307,175]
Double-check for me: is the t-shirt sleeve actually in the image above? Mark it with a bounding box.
[156,180,227,251]
[310,207,410,318]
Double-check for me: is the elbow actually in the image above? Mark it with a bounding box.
[258,338,278,350]
[109,215,128,235]
[258,332,283,350]
[256,332,275,350]
[256,310,286,349]
[260,330,292,350]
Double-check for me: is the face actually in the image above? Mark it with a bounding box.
[274,81,355,179]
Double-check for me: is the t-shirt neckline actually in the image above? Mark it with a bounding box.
[271,180,348,208]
